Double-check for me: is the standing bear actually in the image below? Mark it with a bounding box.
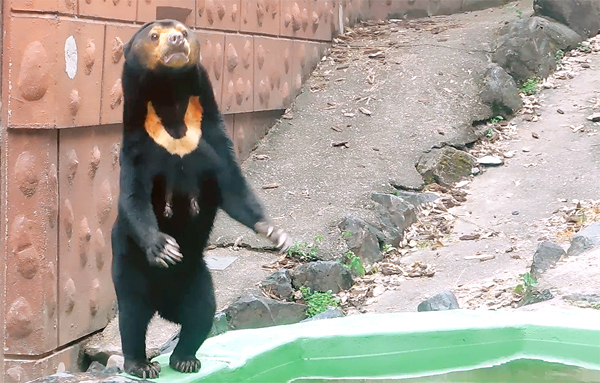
[111,19,293,379]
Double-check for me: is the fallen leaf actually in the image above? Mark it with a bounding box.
[464,254,496,261]
[359,107,372,116]
[331,126,343,132]
[460,234,480,241]
[262,183,281,189]
[332,141,350,148]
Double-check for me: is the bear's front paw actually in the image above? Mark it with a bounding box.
[146,232,183,268]
[255,221,293,252]
[124,359,161,379]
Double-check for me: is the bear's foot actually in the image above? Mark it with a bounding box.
[124,359,161,379]
[170,354,201,373]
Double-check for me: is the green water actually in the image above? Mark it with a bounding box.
[292,359,600,383]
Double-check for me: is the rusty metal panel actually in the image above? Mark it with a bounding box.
[100,24,139,125]
[4,341,82,383]
[240,0,280,36]
[233,111,280,161]
[79,0,137,21]
[197,30,225,111]
[291,39,322,97]
[56,20,105,128]
[6,15,59,128]
[4,129,58,355]
[57,125,120,346]
[196,0,241,31]
[222,33,254,114]
[138,0,196,25]
[254,36,293,111]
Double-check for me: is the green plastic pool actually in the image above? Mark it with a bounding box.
[128,310,600,382]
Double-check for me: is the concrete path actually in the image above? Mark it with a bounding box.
[205,1,540,311]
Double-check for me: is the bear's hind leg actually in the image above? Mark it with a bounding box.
[168,266,216,373]
[118,293,159,378]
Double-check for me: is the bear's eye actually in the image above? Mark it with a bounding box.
[150,33,159,41]
[182,30,188,38]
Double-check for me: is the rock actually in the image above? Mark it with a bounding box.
[291,261,353,293]
[371,193,418,246]
[587,113,600,122]
[462,0,512,12]
[86,361,105,373]
[300,307,346,322]
[562,292,600,303]
[477,155,504,166]
[224,294,307,330]
[338,215,384,266]
[567,222,600,256]
[417,290,460,312]
[530,241,566,277]
[416,146,475,187]
[519,289,555,307]
[493,16,583,84]
[480,63,523,117]
[534,0,600,38]
[159,312,228,355]
[85,313,180,365]
[105,354,124,372]
[391,190,439,208]
[260,269,295,301]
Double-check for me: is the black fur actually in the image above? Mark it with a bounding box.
[111,20,289,379]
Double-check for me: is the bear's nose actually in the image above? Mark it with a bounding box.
[168,32,184,46]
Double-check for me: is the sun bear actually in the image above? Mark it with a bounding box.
[111,19,293,379]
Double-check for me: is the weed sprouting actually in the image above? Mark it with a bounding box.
[299,286,341,317]
[286,236,323,262]
[520,78,539,96]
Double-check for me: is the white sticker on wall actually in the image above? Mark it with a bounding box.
[65,36,78,79]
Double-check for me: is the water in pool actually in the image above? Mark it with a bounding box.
[292,359,600,383]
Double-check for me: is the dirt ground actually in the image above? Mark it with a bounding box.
[204,0,600,315]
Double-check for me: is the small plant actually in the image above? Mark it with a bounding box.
[507,5,522,18]
[343,250,366,276]
[490,115,504,124]
[382,244,396,254]
[286,236,323,262]
[485,129,494,138]
[341,231,353,238]
[391,189,399,196]
[577,42,592,53]
[299,286,340,317]
[515,272,538,295]
[520,77,539,96]
[555,49,564,65]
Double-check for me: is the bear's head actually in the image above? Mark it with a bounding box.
[124,19,200,72]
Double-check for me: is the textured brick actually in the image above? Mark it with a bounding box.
[57,125,120,346]
[4,130,59,355]
[222,33,254,114]
[241,0,281,35]
[6,16,59,128]
[56,20,105,128]
[198,30,226,110]
[79,0,137,21]
[196,0,242,31]
[100,24,139,125]
[139,0,196,25]
[254,37,293,111]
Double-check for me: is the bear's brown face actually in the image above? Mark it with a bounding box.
[133,20,199,70]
